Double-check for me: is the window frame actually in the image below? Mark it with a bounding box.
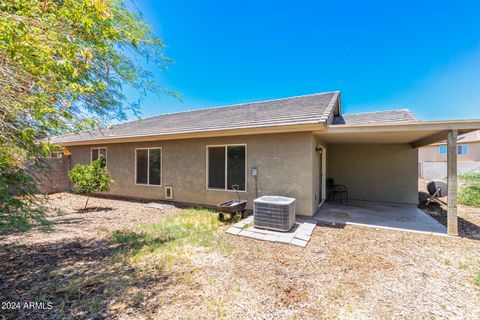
[458,144,468,155]
[439,144,469,155]
[48,151,63,158]
[134,147,163,187]
[91,147,107,166]
[206,144,247,192]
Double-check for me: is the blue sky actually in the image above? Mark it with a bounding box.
[127,0,480,121]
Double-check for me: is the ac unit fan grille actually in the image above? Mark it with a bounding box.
[253,198,295,232]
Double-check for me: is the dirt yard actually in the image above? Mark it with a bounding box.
[418,179,480,240]
[1,193,479,319]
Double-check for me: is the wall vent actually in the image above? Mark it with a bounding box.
[165,187,173,199]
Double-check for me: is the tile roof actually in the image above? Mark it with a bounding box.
[51,91,339,143]
[332,109,418,125]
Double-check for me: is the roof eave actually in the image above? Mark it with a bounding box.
[325,119,480,133]
[318,119,480,148]
[53,122,327,147]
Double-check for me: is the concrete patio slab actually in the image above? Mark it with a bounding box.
[247,223,299,236]
[226,217,316,247]
[296,228,314,237]
[314,202,447,236]
[264,234,279,242]
[298,223,315,230]
[295,233,311,241]
[233,216,253,229]
[226,227,242,235]
[291,238,308,247]
[238,230,255,238]
[249,232,266,240]
[276,236,294,244]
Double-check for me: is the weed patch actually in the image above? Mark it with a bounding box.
[241,222,253,230]
[458,262,469,270]
[111,208,226,264]
[459,173,480,183]
[459,173,480,207]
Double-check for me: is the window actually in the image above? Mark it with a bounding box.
[136,148,161,186]
[207,145,246,191]
[91,147,107,166]
[439,145,469,155]
[48,151,63,158]
[458,145,468,155]
[208,147,225,189]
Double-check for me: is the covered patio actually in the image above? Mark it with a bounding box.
[316,119,480,236]
[313,201,447,235]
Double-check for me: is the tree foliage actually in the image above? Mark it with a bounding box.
[0,0,171,219]
[69,158,114,209]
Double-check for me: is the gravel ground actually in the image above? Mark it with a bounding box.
[419,179,480,240]
[1,193,182,246]
[0,193,479,319]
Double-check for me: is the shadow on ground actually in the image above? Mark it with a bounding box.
[0,206,52,236]
[76,207,115,214]
[0,207,115,238]
[419,194,480,240]
[0,237,171,319]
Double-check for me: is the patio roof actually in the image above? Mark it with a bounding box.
[317,119,480,147]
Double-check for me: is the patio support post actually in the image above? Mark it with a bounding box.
[447,130,458,236]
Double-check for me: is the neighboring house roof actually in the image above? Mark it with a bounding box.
[430,130,480,146]
[51,91,340,144]
[332,109,418,125]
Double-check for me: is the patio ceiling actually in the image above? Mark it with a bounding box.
[317,120,480,147]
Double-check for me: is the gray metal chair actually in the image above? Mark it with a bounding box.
[327,178,348,202]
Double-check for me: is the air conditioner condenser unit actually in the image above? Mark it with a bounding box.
[254,196,296,232]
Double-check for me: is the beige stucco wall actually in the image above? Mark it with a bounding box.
[68,132,316,216]
[67,133,421,214]
[326,144,418,205]
[419,142,480,162]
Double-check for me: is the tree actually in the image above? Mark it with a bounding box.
[68,158,114,210]
[0,0,173,220]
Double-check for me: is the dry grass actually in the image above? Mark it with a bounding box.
[476,266,480,289]
[458,173,480,207]
[110,208,232,266]
[1,193,479,319]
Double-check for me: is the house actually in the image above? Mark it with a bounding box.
[50,91,480,235]
[419,130,480,179]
